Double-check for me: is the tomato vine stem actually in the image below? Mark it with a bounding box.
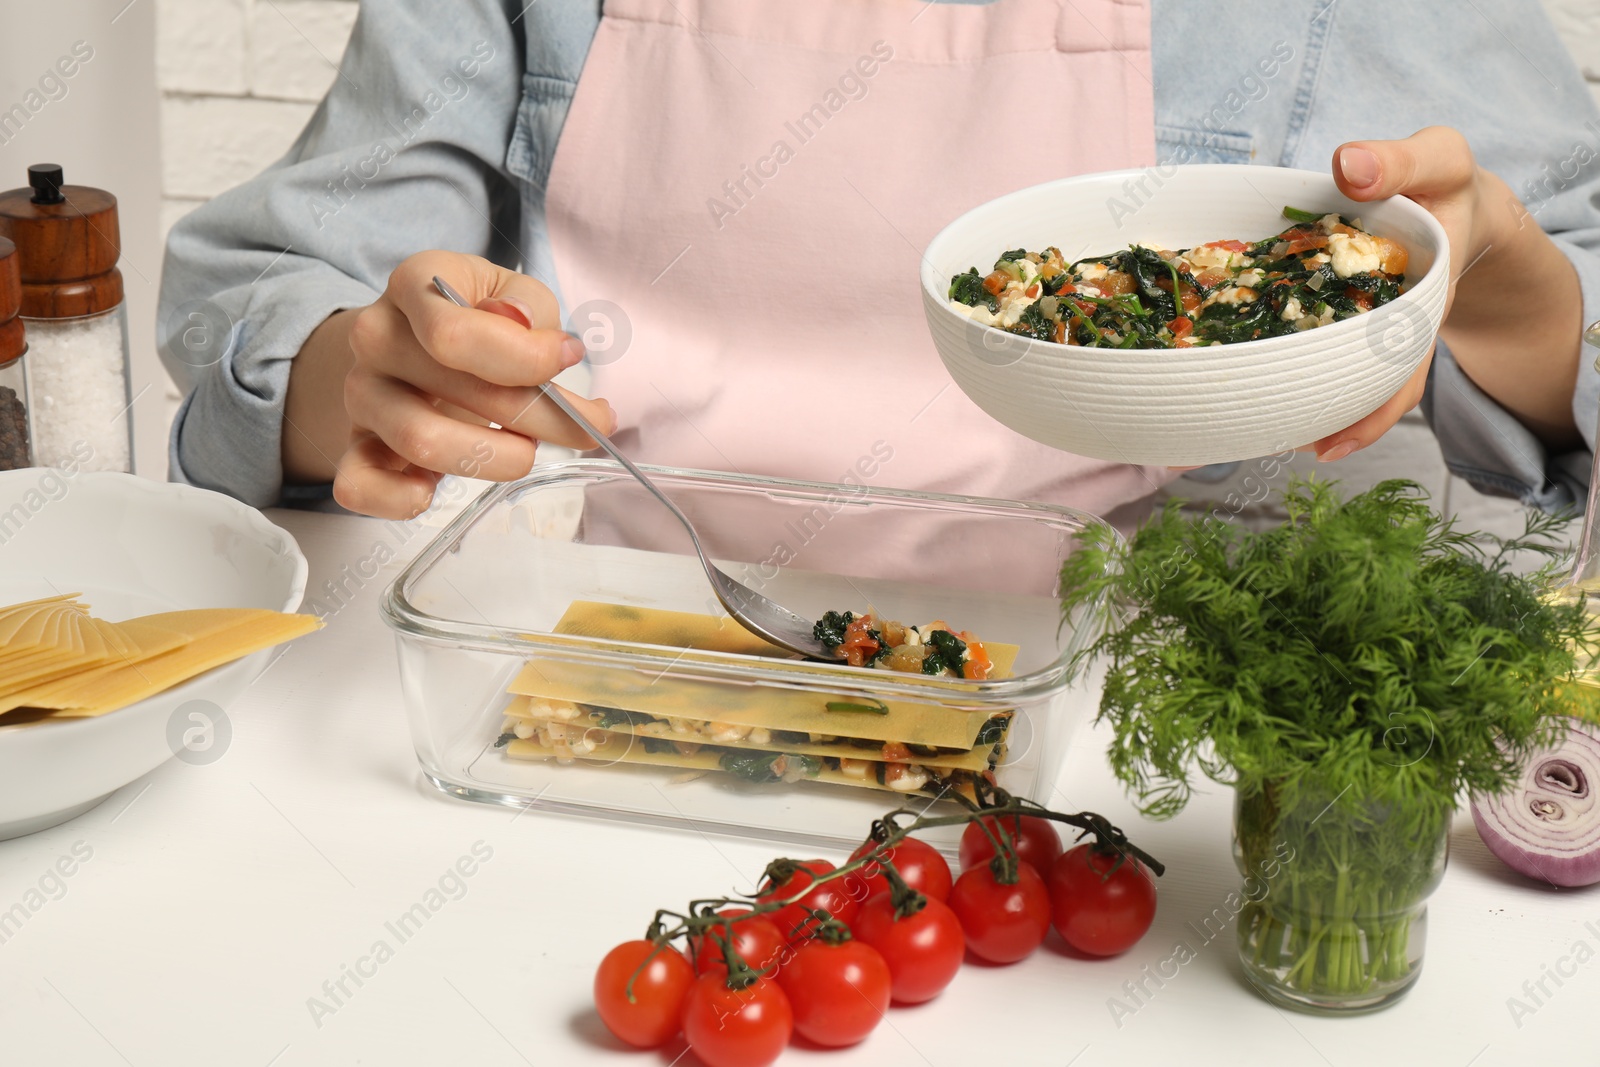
[627,790,1162,992]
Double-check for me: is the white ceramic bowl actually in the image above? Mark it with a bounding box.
[0,471,306,839]
[921,165,1450,466]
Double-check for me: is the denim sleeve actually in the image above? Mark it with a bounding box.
[1413,0,1600,513]
[1421,231,1600,515]
[156,0,528,508]
[1187,0,1600,512]
[1299,0,1600,514]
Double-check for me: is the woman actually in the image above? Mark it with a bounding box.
[159,0,1600,525]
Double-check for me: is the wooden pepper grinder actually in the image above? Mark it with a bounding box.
[0,237,31,471]
[0,164,131,472]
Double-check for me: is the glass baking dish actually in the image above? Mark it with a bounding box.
[381,460,1112,853]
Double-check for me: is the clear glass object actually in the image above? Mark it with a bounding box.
[23,305,132,473]
[1561,320,1600,592]
[1548,319,1600,694]
[1233,781,1450,1014]
[0,347,31,471]
[380,460,1110,853]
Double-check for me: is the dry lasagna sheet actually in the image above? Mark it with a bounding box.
[497,601,1017,797]
[0,595,321,717]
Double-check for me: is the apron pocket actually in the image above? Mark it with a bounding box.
[507,72,578,195]
[1155,123,1253,165]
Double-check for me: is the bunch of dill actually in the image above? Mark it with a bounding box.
[1059,478,1599,826]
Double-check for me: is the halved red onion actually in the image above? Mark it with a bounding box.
[1472,720,1600,887]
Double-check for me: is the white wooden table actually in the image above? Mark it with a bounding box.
[0,507,1586,1067]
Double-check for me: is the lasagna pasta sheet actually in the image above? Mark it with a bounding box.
[507,602,1018,751]
[0,607,320,717]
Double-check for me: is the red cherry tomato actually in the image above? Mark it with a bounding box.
[848,836,953,903]
[691,910,788,979]
[593,940,696,1049]
[948,862,1052,964]
[757,859,859,943]
[1048,843,1158,957]
[774,937,891,1047]
[681,973,793,1067]
[959,814,1063,880]
[852,892,966,1005]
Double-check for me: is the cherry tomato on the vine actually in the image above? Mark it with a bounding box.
[948,861,1052,964]
[691,910,788,978]
[757,859,860,943]
[848,835,953,903]
[593,940,696,1049]
[681,973,793,1067]
[852,892,966,1004]
[774,937,891,1047]
[1048,843,1158,957]
[959,814,1063,881]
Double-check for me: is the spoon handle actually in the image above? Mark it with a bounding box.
[429,276,708,554]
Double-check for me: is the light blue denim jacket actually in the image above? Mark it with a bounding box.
[158,0,1600,510]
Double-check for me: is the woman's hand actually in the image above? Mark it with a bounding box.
[1310,126,1583,461]
[284,250,615,519]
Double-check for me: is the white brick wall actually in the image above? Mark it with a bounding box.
[155,0,355,424]
[155,0,354,247]
[160,94,319,199]
[149,1,1600,540]
[156,0,247,97]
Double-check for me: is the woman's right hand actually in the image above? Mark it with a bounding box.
[329,250,615,519]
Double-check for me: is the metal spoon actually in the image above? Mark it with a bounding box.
[431,276,837,660]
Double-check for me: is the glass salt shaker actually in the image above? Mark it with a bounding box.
[0,164,131,473]
[0,236,31,472]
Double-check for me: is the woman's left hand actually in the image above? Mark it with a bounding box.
[1309,126,1583,461]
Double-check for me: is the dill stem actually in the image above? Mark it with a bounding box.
[1235,782,1447,1003]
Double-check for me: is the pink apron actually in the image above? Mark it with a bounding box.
[545,0,1173,548]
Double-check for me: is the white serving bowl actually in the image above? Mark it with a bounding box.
[920,165,1450,466]
[0,471,306,839]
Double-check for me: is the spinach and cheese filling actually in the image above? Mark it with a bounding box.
[812,610,993,679]
[947,206,1409,349]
